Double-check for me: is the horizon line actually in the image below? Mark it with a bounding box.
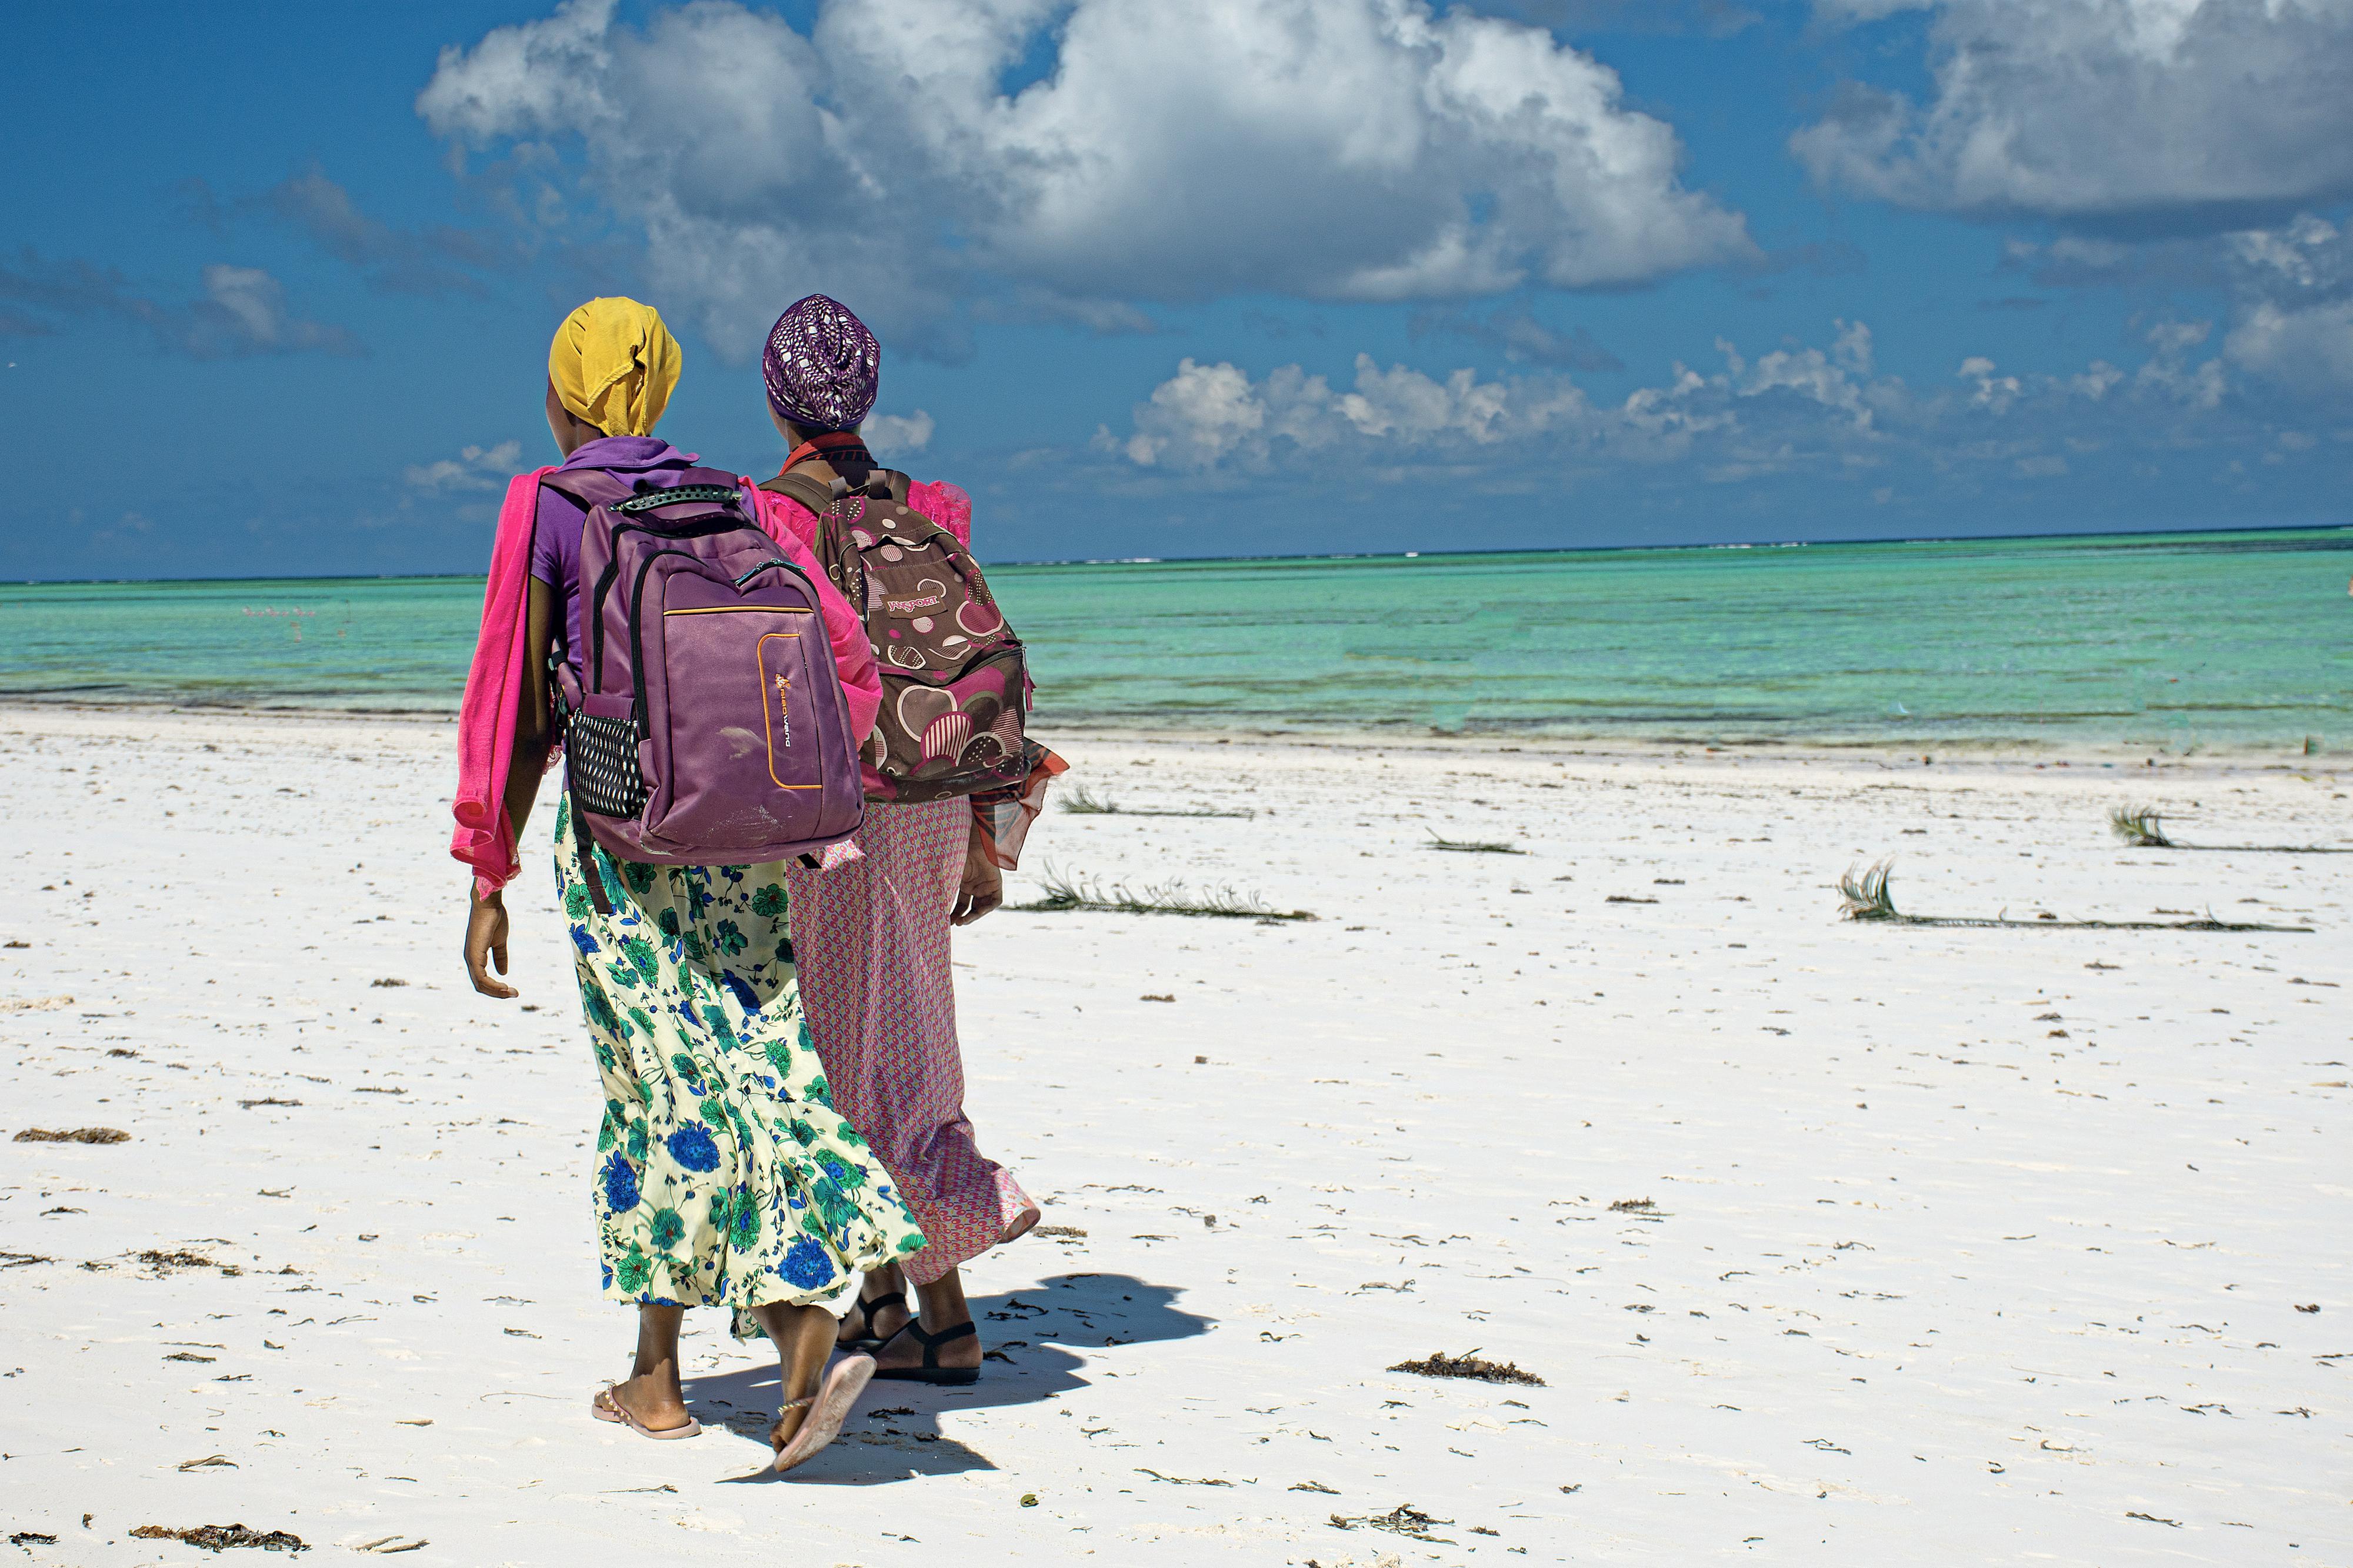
[4,516,2347,589]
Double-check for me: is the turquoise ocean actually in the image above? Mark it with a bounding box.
[4,528,2348,753]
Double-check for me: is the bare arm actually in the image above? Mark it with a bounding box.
[465,578,560,997]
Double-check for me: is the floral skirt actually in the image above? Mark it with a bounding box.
[555,798,925,1337]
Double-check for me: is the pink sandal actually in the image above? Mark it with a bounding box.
[767,1353,875,1474]
[592,1384,703,1440]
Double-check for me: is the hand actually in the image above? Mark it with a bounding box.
[951,835,1002,926]
[465,886,518,998]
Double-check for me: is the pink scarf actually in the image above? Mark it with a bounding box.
[449,467,555,900]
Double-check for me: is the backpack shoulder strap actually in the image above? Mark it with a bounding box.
[539,467,634,511]
[758,469,838,518]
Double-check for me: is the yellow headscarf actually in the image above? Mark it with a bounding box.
[547,297,681,437]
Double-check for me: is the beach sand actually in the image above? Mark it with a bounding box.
[0,705,2345,1564]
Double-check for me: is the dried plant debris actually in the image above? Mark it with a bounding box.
[1426,832,1524,855]
[2109,803,2349,854]
[139,1249,239,1275]
[1061,782,1253,818]
[1608,1197,1657,1213]
[1014,865,1314,922]
[9,1534,58,1547]
[1,1251,54,1269]
[1329,1503,1457,1543]
[130,1523,308,1552]
[1135,1467,1239,1486]
[1387,1350,1546,1387]
[1838,860,2312,932]
[14,1127,131,1143]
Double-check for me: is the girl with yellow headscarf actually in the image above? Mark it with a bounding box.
[545,295,681,438]
[454,297,920,1476]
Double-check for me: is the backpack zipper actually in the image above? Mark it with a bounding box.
[587,515,757,689]
[624,552,818,726]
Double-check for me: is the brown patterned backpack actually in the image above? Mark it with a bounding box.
[761,468,1034,803]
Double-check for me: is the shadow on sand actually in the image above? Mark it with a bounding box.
[684,1271,1211,1484]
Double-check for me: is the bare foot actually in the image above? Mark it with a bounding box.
[749,1300,840,1459]
[769,1400,808,1453]
[598,1372,694,1434]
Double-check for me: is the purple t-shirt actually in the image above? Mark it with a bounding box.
[528,435,699,682]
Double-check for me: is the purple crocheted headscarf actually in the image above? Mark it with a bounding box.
[762,294,881,432]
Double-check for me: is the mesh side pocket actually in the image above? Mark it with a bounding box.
[566,710,645,819]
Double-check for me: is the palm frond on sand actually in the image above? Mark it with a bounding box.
[1426,832,1524,855]
[2108,802,2348,853]
[1012,863,1314,922]
[1059,783,1119,815]
[2109,805,2175,848]
[1059,782,1253,819]
[1838,859,2311,932]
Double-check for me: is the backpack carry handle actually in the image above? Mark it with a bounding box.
[759,468,909,516]
[615,485,742,513]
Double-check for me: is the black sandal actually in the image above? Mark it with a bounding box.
[838,1289,909,1352]
[869,1319,981,1386]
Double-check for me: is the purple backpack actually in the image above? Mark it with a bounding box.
[543,465,864,912]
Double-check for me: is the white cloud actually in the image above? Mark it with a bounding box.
[419,0,1753,356]
[2222,214,2353,386]
[1106,351,1612,471]
[862,410,934,458]
[1104,316,2239,482]
[1794,1,2353,228]
[405,439,523,493]
[0,254,359,360]
[2227,299,2353,387]
[2135,321,2227,409]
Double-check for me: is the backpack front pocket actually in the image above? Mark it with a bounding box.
[651,603,826,851]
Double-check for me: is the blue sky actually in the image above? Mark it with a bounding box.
[5,0,2351,579]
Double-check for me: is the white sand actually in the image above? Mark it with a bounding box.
[0,705,2345,1565]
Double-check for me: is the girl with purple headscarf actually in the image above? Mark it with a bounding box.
[750,295,1041,1386]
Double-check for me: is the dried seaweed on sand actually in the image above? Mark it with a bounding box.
[1837,860,2312,932]
[1061,782,1252,819]
[1425,832,1523,854]
[1014,864,1314,922]
[2109,803,2349,854]
[14,1127,130,1144]
[129,1523,309,1552]
[1387,1350,1546,1386]
[1328,1503,1457,1543]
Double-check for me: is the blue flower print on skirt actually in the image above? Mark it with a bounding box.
[555,798,924,1337]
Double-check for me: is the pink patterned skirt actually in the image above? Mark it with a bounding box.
[786,799,1034,1286]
